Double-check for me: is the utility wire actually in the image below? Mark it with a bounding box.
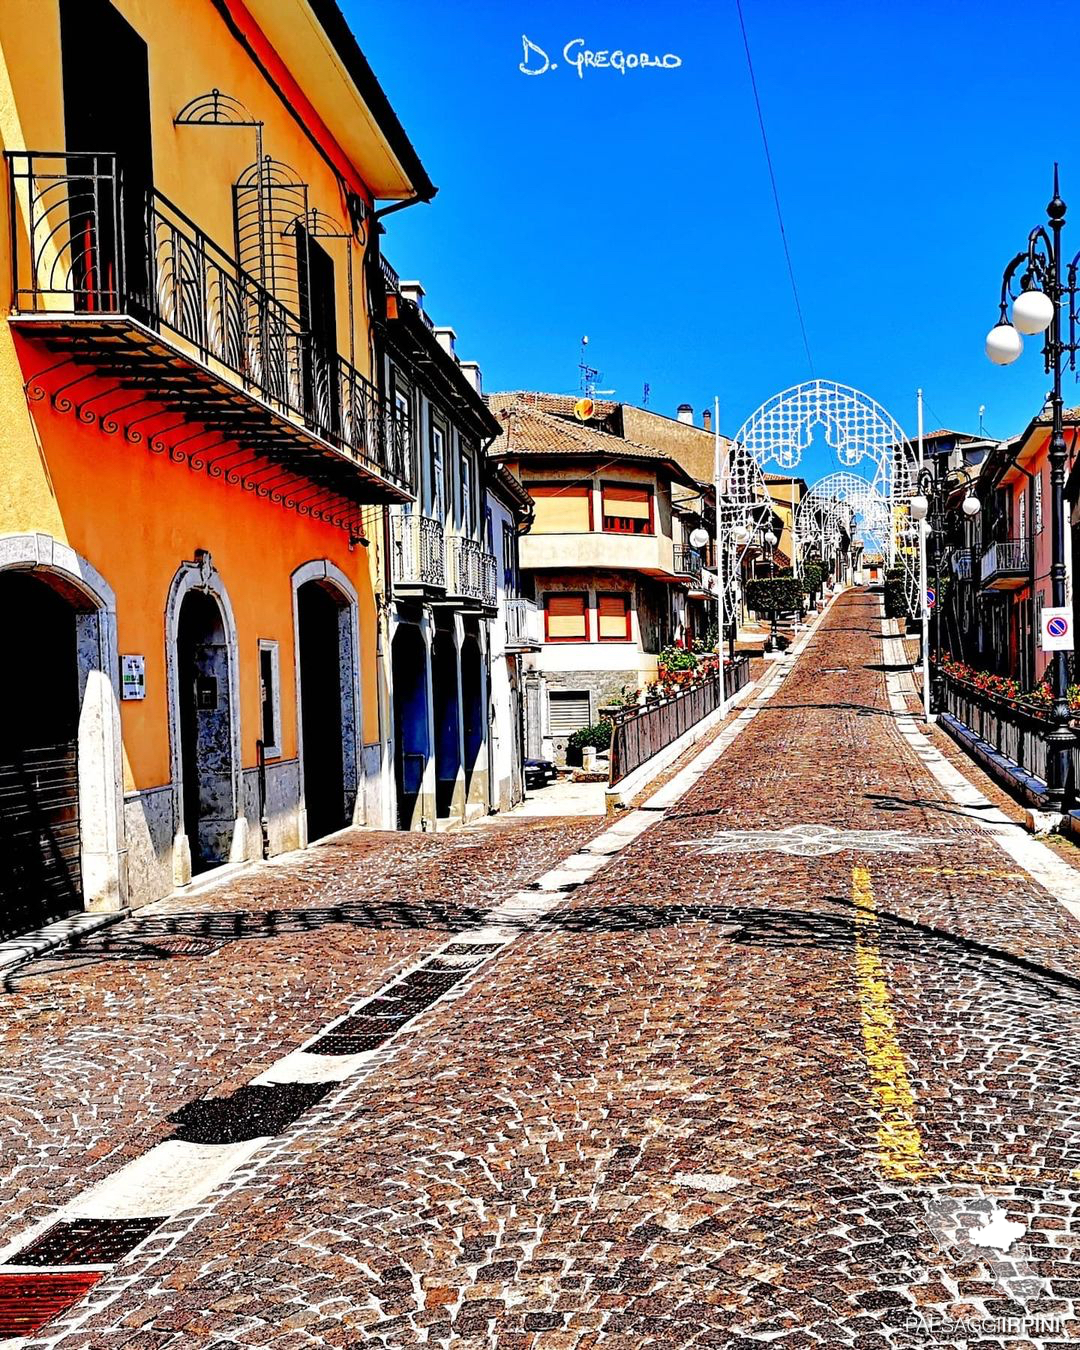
[735,0,814,378]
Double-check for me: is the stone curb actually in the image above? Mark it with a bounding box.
[0,908,131,981]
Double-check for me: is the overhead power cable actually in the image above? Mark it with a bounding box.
[735,0,815,378]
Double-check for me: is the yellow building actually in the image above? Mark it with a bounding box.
[0,0,434,931]
[761,473,807,569]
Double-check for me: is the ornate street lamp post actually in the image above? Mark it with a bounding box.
[909,469,980,713]
[984,164,1077,811]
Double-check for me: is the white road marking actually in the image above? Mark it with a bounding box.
[64,1139,272,1220]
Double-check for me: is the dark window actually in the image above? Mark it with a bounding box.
[295,224,339,437]
[502,522,518,592]
[258,642,280,755]
[61,0,153,310]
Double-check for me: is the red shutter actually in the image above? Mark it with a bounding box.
[597,593,630,641]
[545,593,588,641]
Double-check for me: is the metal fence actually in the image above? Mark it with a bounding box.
[941,672,1079,802]
[608,656,750,786]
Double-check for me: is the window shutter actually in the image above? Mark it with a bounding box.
[530,485,591,533]
[597,593,629,640]
[548,690,591,734]
[545,593,587,639]
[603,484,651,520]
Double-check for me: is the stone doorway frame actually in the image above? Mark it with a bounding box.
[291,559,363,846]
[0,532,126,911]
[165,553,244,884]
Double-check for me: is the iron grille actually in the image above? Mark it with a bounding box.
[448,536,497,606]
[391,512,446,588]
[673,545,703,580]
[0,1272,102,1338]
[8,1218,163,1268]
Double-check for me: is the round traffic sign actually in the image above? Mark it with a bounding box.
[1048,614,1069,638]
[926,588,935,608]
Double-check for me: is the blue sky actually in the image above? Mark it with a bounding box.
[346,0,1077,481]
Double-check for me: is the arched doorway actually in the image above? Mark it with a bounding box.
[391,623,430,830]
[460,634,486,812]
[432,629,462,820]
[0,572,82,935]
[296,579,350,841]
[176,590,237,874]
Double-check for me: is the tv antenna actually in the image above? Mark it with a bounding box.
[578,335,599,397]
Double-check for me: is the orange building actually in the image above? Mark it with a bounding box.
[0,0,434,931]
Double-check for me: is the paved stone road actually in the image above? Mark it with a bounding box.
[4,589,1079,1348]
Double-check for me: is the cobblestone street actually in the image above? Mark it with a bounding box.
[3,588,1079,1348]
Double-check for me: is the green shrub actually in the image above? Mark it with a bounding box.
[567,722,612,751]
[745,577,804,617]
[659,644,698,670]
[883,567,910,619]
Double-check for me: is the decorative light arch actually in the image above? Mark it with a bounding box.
[796,472,892,558]
[731,379,920,600]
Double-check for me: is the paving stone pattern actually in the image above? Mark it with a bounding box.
[9,590,1080,1347]
[0,816,602,1243]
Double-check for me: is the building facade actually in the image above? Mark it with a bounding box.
[376,279,536,827]
[487,393,704,762]
[0,0,433,931]
[957,414,1080,688]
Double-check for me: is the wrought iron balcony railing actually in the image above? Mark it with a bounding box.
[673,545,703,581]
[391,512,446,590]
[980,538,1029,585]
[505,596,542,649]
[448,536,497,609]
[5,151,411,499]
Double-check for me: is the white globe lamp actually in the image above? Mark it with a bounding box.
[961,493,981,517]
[908,494,929,522]
[1012,288,1055,336]
[985,322,1023,365]
[689,526,710,550]
[764,530,778,548]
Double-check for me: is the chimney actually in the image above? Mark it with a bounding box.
[459,360,482,394]
[676,403,694,425]
[702,408,712,432]
[399,280,425,309]
[434,325,457,357]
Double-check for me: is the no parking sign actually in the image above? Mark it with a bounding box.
[1040,606,1073,652]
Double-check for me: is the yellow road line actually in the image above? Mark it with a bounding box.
[852,865,937,1183]
[852,867,1075,1191]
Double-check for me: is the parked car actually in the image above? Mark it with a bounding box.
[524,756,557,789]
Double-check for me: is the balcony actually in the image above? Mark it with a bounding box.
[520,530,676,578]
[445,536,497,611]
[391,512,445,593]
[5,151,411,506]
[980,538,1029,590]
[673,545,703,582]
[504,597,543,651]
